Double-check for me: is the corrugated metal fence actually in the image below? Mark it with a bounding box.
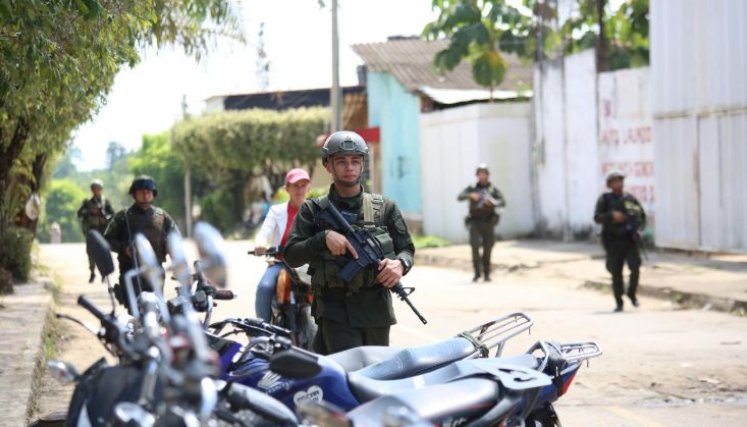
[652,0,747,251]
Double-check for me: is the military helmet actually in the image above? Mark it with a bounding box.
[606,170,625,183]
[475,163,490,175]
[129,175,158,197]
[90,179,104,190]
[321,131,368,164]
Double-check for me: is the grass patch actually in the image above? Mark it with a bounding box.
[26,310,63,422]
[413,235,451,250]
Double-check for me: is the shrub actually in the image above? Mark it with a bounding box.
[413,234,451,250]
[0,268,13,295]
[0,227,34,282]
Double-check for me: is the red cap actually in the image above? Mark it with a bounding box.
[285,168,310,185]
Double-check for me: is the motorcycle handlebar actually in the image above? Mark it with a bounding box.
[77,295,107,324]
[248,246,282,257]
[213,289,236,300]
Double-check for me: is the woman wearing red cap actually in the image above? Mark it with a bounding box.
[252,168,311,321]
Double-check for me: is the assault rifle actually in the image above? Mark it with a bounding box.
[313,199,428,325]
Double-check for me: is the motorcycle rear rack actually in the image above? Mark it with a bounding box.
[458,312,533,358]
[556,341,603,364]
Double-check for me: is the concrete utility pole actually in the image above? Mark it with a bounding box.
[180,95,192,237]
[330,0,342,132]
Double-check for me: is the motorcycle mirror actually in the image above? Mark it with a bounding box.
[269,348,322,380]
[47,360,80,384]
[134,234,161,291]
[86,230,114,277]
[167,232,191,294]
[193,222,228,288]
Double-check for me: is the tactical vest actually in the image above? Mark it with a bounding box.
[601,192,644,237]
[83,197,109,229]
[312,193,396,296]
[124,207,168,263]
[468,184,498,220]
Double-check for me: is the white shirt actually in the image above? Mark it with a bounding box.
[254,202,289,248]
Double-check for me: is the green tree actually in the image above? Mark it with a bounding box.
[423,0,649,88]
[171,107,327,234]
[129,132,186,230]
[0,0,241,238]
[38,179,88,243]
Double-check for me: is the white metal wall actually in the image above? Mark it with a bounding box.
[533,50,599,238]
[598,68,655,232]
[652,0,747,251]
[420,103,534,243]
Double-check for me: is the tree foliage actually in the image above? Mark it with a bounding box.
[171,107,327,233]
[129,132,187,229]
[0,0,241,239]
[37,179,87,243]
[423,0,649,89]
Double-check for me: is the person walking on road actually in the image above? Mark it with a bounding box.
[284,131,415,354]
[77,179,114,283]
[594,171,647,312]
[104,175,179,313]
[458,164,506,282]
[252,168,311,322]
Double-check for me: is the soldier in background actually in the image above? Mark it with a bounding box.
[77,179,114,282]
[458,164,506,282]
[104,176,178,313]
[594,171,647,312]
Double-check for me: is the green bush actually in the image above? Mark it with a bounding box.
[0,227,34,282]
[199,189,236,234]
[413,234,451,250]
[0,268,13,295]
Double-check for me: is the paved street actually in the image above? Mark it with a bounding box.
[34,241,747,426]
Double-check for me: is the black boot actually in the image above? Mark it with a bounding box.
[88,271,96,283]
[472,271,480,282]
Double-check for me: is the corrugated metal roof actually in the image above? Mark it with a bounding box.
[419,86,532,104]
[352,39,532,93]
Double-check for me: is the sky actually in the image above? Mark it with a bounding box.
[71,0,441,170]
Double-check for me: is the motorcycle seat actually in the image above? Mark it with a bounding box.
[352,337,476,380]
[346,378,516,425]
[348,356,549,403]
[327,346,403,372]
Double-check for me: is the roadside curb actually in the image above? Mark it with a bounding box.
[416,250,747,318]
[582,279,747,317]
[0,278,55,427]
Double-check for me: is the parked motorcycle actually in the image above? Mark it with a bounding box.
[210,312,535,413]
[248,245,317,349]
[36,226,299,426]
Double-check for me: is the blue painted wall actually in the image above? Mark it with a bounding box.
[367,72,422,215]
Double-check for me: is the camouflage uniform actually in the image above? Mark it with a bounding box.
[284,185,415,354]
[594,191,646,310]
[77,196,114,275]
[458,182,506,281]
[104,204,178,312]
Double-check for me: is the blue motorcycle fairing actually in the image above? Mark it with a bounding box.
[224,352,360,411]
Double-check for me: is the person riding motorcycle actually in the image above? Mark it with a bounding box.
[252,168,311,322]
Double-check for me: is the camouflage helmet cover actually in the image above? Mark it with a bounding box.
[322,131,369,163]
[90,179,104,189]
[475,163,490,174]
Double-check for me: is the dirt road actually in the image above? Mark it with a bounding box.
[35,241,747,426]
